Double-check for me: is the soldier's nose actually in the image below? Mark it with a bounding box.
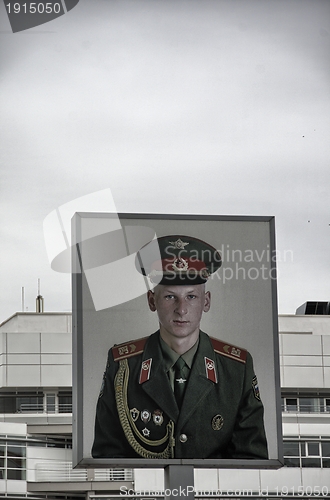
[175,300,187,315]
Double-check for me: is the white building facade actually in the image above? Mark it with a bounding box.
[0,306,329,499]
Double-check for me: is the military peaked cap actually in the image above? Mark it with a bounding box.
[136,235,222,285]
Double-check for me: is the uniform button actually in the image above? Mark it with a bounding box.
[179,434,188,443]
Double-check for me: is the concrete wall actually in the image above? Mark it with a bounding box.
[279,315,330,389]
[0,313,72,388]
[27,446,72,482]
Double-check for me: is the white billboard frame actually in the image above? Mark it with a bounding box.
[72,212,283,469]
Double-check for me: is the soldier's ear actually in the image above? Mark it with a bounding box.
[203,291,211,313]
[147,290,157,312]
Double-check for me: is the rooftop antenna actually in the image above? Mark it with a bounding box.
[21,286,25,312]
[36,278,44,313]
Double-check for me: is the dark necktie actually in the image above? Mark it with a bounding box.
[174,357,187,408]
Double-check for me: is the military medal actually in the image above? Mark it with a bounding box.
[152,409,164,426]
[204,357,217,383]
[141,409,151,423]
[212,414,224,431]
[142,428,150,437]
[130,408,139,422]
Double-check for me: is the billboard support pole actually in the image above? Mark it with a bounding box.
[164,465,195,500]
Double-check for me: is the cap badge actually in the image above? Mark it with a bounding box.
[168,238,189,249]
[130,408,139,422]
[141,409,151,423]
[152,409,164,426]
[212,414,224,431]
[172,257,188,272]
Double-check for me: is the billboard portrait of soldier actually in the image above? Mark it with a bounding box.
[72,214,282,468]
[92,235,268,460]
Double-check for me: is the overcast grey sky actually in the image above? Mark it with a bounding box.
[0,0,329,320]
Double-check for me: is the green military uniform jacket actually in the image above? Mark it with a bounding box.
[92,330,268,459]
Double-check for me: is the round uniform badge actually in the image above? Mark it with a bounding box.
[141,409,151,423]
[211,414,224,431]
[152,409,164,426]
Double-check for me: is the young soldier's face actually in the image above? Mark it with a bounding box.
[147,284,211,343]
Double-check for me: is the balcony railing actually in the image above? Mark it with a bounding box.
[94,469,134,481]
[35,462,133,482]
[282,405,330,414]
[35,462,87,482]
[17,403,72,413]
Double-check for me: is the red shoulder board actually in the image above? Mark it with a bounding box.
[210,337,247,364]
[112,337,148,362]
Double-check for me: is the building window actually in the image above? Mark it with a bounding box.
[284,398,298,412]
[300,398,321,413]
[0,391,72,414]
[28,435,72,449]
[284,438,330,468]
[45,392,57,413]
[0,395,16,413]
[322,442,330,468]
[17,394,43,413]
[301,441,321,468]
[0,439,26,480]
[58,391,72,413]
[282,440,300,467]
[282,395,330,413]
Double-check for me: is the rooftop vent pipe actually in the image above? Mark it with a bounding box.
[36,278,44,313]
